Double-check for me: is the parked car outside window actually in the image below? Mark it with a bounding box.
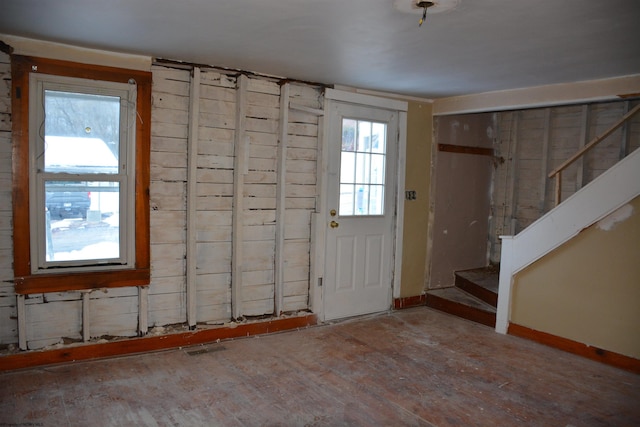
[45,183,91,219]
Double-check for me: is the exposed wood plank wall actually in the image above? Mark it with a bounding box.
[282,84,322,312]
[149,66,190,327]
[0,52,15,346]
[0,53,322,350]
[196,69,236,324]
[489,99,640,263]
[241,77,278,317]
[489,111,517,259]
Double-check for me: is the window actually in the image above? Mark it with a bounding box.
[339,118,387,216]
[12,56,151,294]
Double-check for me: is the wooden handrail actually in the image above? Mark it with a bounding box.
[548,103,640,179]
[548,102,640,205]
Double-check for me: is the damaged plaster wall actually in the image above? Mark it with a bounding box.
[429,113,495,289]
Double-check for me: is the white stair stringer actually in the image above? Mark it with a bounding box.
[496,147,640,333]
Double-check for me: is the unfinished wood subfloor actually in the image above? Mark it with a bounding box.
[1,307,638,426]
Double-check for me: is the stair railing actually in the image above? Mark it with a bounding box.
[548,103,640,206]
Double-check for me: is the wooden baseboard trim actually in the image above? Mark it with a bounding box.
[0,314,317,372]
[394,294,427,309]
[508,323,640,374]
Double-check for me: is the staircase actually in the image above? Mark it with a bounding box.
[425,266,499,327]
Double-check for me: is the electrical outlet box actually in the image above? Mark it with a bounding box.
[405,190,417,200]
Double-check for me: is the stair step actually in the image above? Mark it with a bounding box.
[455,267,499,307]
[426,287,496,328]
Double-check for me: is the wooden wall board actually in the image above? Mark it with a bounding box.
[245,91,280,107]
[247,131,278,147]
[150,211,186,242]
[148,276,184,296]
[288,122,318,137]
[242,270,274,286]
[198,127,235,145]
[289,109,320,125]
[194,293,229,310]
[283,280,309,296]
[195,272,231,291]
[289,134,318,149]
[195,196,233,211]
[286,172,316,186]
[249,144,278,159]
[241,284,274,301]
[248,157,277,172]
[285,198,316,209]
[195,242,232,274]
[286,159,316,173]
[25,299,82,349]
[89,293,139,338]
[282,295,308,311]
[147,293,186,327]
[199,98,235,116]
[243,300,275,316]
[283,266,310,283]
[197,169,234,184]
[150,258,184,279]
[0,303,17,342]
[244,210,276,225]
[196,226,232,242]
[243,241,275,269]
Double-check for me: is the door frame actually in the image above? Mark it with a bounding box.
[310,89,407,321]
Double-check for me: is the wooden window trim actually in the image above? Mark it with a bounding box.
[11,55,151,294]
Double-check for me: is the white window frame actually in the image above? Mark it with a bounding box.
[28,73,137,274]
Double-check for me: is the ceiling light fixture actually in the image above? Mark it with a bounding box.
[417,1,435,27]
[393,0,461,25]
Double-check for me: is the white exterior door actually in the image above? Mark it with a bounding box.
[323,101,399,320]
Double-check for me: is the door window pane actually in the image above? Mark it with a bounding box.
[339,118,387,216]
[342,119,357,151]
[340,152,356,183]
[371,122,386,154]
[370,154,385,185]
[340,184,355,216]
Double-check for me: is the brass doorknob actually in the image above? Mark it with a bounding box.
[330,220,339,228]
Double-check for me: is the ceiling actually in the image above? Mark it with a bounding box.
[1,0,639,99]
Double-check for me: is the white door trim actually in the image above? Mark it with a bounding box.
[325,88,409,112]
[311,89,407,320]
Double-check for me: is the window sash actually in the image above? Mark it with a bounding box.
[28,74,137,273]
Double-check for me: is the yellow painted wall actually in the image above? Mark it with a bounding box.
[511,196,640,358]
[399,102,433,298]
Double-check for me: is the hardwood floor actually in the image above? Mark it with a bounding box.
[1,307,638,426]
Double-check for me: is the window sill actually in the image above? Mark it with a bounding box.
[14,268,150,295]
